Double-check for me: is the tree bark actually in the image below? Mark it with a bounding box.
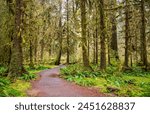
[140,0,148,70]
[99,0,106,70]
[40,39,44,63]
[55,0,63,65]
[124,0,130,69]
[80,0,91,68]
[29,40,34,68]
[34,37,38,64]
[110,0,119,61]
[66,0,70,64]
[8,0,24,78]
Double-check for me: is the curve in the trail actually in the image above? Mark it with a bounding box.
[27,65,106,97]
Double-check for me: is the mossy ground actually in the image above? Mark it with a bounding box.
[0,64,56,97]
[61,64,150,97]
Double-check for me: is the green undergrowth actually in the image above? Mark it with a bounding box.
[61,64,150,97]
[0,76,30,97]
[23,64,57,81]
[0,66,7,76]
[0,64,56,97]
[26,64,57,73]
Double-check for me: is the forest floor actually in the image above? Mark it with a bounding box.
[27,65,107,97]
[60,64,150,97]
[1,64,150,97]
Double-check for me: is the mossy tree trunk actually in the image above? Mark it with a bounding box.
[99,0,106,70]
[124,0,130,69]
[110,0,119,62]
[8,0,24,78]
[55,0,63,65]
[66,0,70,64]
[80,0,91,68]
[140,0,148,70]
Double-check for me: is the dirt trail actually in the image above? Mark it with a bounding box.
[27,65,106,97]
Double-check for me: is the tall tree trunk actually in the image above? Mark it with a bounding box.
[0,0,14,67]
[55,28,63,65]
[93,5,98,64]
[140,0,148,70]
[110,0,119,61]
[95,26,98,64]
[55,0,63,65]
[87,30,90,59]
[99,0,106,70]
[66,0,70,64]
[8,0,24,78]
[95,7,98,64]
[80,0,91,68]
[124,0,130,69]
[29,11,34,68]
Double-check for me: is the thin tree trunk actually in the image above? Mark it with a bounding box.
[34,37,38,64]
[66,0,70,64]
[95,11,98,64]
[93,33,96,64]
[88,30,90,59]
[29,40,34,68]
[40,39,44,63]
[140,0,148,70]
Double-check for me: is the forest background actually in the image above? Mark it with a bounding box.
[0,0,150,97]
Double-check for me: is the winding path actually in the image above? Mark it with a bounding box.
[27,65,106,97]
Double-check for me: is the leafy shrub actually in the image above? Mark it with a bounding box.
[124,79,136,85]
[75,78,96,87]
[0,67,7,76]
[61,65,102,78]
[0,77,10,86]
[142,88,150,97]
[35,65,49,70]
[2,87,21,97]
[26,64,56,71]
[106,76,125,87]
[64,74,96,87]
[64,75,75,82]
[0,77,22,97]
[61,68,73,75]
[20,73,36,81]
[106,66,118,74]
[60,64,81,75]
[0,77,9,96]
[139,82,150,97]
[123,66,150,77]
